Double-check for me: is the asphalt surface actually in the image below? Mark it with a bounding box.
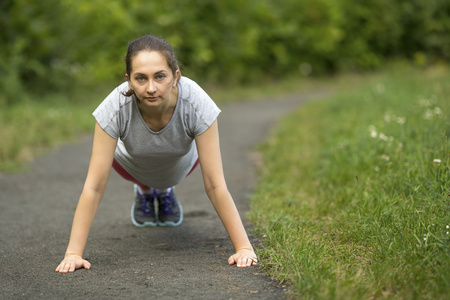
[0,91,325,299]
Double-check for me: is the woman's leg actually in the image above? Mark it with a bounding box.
[112,159,150,190]
[113,158,199,227]
[186,158,200,177]
[112,160,157,226]
[112,158,199,188]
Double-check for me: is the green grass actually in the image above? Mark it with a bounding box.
[250,65,450,299]
[0,92,100,172]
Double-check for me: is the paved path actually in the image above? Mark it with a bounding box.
[0,91,326,299]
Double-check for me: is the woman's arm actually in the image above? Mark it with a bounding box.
[55,122,118,273]
[195,120,257,267]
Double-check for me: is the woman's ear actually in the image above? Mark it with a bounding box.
[125,74,133,90]
[173,69,181,87]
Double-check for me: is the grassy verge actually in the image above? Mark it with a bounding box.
[249,65,449,299]
[0,91,101,172]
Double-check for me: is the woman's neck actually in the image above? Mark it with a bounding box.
[138,86,178,131]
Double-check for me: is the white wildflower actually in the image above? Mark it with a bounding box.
[381,155,390,161]
[379,133,389,141]
[396,117,406,124]
[424,109,434,120]
[446,225,449,229]
[374,166,380,172]
[369,125,377,138]
[384,113,392,122]
[433,159,441,163]
[424,106,442,120]
[419,98,431,107]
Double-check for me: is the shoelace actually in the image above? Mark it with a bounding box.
[159,188,175,214]
[136,188,156,215]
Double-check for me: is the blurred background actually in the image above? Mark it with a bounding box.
[1,0,449,104]
[1,0,449,171]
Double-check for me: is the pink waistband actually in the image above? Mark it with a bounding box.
[112,158,200,190]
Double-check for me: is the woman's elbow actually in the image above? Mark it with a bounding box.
[204,181,228,200]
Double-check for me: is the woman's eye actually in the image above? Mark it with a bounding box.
[156,74,166,80]
[136,76,146,82]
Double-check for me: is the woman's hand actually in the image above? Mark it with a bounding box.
[228,249,258,268]
[55,254,91,273]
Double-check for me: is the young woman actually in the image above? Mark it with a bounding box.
[55,35,257,273]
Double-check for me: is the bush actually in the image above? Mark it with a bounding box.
[1,0,450,104]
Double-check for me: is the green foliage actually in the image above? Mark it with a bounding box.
[337,0,450,70]
[1,0,450,104]
[250,65,450,299]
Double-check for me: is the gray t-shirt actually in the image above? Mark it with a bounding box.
[93,76,221,189]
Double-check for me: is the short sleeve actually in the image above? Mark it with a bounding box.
[180,78,221,137]
[92,83,130,139]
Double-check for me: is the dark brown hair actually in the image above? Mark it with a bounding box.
[123,35,180,96]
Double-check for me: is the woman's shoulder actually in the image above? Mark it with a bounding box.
[179,76,201,93]
[101,82,134,108]
[110,82,133,101]
[178,77,220,135]
[93,82,134,117]
[179,76,212,105]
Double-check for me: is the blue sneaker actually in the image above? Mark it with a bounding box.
[131,185,157,227]
[156,187,183,227]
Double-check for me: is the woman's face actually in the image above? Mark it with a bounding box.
[126,51,179,107]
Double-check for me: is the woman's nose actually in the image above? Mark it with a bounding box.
[147,81,157,93]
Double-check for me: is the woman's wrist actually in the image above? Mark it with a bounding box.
[236,246,254,252]
[65,251,83,257]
